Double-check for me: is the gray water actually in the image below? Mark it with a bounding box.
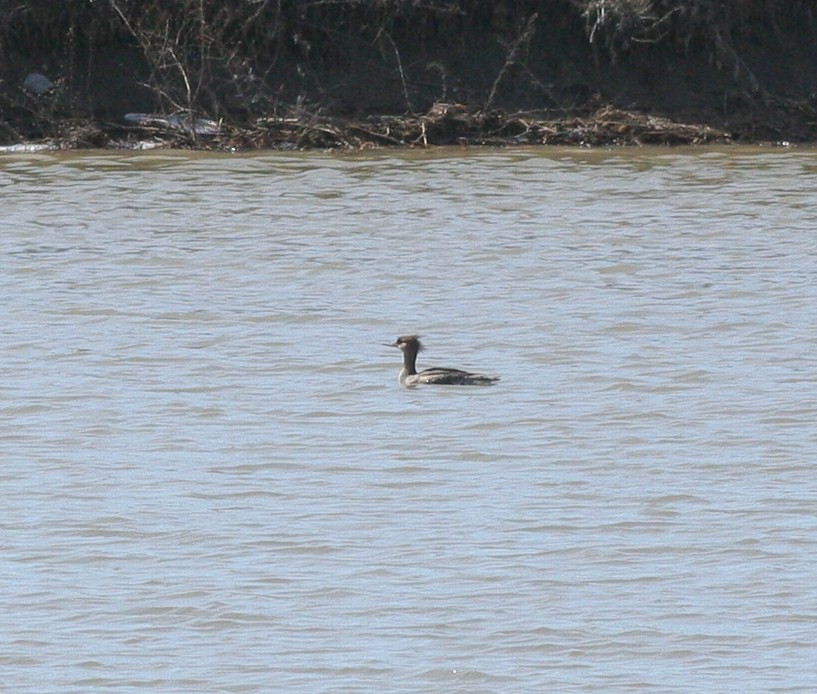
[2,147,817,692]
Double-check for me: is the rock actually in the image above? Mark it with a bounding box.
[23,73,54,94]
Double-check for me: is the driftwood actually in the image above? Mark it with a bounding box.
[13,98,817,151]
[241,103,732,150]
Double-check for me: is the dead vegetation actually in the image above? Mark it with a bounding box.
[246,102,731,149]
[0,1,816,148]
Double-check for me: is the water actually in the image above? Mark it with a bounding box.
[2,147,817,692]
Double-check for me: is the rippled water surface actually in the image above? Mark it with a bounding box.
[2,147,817,692]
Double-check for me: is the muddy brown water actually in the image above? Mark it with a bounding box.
[3,147,817,691]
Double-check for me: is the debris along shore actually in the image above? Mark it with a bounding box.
[2,1,817,151]
[232,103,732,150]
[0,101,754,153]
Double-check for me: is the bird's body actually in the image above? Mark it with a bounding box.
[388,335,499,388]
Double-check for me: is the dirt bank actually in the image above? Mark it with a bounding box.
[2,1,816,150]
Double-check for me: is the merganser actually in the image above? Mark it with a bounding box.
[387,335,499,387]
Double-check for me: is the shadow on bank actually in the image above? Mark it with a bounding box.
[2,1,816,150]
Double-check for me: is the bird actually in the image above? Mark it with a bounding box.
[386,335,499,387]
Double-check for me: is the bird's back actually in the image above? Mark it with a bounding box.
[411,366,499,386]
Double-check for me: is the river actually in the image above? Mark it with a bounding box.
[2,147,817,691]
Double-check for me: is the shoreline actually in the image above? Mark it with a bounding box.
[3,101,815,154]
[4,3,817,153]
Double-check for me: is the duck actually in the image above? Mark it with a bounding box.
[387,335,499,387]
